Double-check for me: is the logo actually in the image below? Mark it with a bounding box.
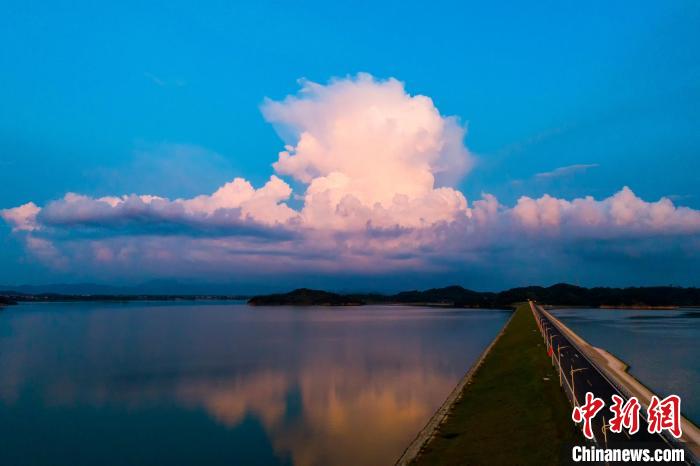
[571,392,682,440]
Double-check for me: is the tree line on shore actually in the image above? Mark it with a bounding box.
[248,283,700,307]
[3,283,700,308]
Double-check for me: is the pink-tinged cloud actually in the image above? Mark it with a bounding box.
[2,74,700,280]
[1,202,40,232]
[511,187,700,236]
[262,73,472,229]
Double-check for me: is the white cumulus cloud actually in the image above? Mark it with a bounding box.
[2,73,700,282]
[263,73,473,229]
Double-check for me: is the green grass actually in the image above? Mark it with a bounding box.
[411,303,580,465]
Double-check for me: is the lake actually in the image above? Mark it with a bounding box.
[0,302,510,466]
[550,308,700,423]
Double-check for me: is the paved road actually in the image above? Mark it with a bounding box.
[531,302,679,453]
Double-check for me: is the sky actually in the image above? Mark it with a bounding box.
[1,0,699,292]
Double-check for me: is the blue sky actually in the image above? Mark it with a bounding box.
[1,0,699,290]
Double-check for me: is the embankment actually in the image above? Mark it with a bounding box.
[401,304,579,465]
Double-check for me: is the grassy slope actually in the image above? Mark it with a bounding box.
[412,304,580,465]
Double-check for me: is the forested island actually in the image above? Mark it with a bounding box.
[248,283,700,308]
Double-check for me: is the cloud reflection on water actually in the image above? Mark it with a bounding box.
[0,303,509,465]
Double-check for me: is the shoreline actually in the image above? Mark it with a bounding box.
[6,298,697,310]
[3,300,514,309]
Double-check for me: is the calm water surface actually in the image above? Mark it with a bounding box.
[0,302,510,466]
[550,308,700,423]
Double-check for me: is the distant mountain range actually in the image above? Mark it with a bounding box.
[0,280,254,297]
[0,280,251,304]
[2,282,700,308]
[1,283,127,296]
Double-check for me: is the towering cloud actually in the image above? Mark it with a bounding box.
[2,74,700,282]
[262,73,473,229]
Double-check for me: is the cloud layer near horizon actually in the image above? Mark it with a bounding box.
[3,74,700,281]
